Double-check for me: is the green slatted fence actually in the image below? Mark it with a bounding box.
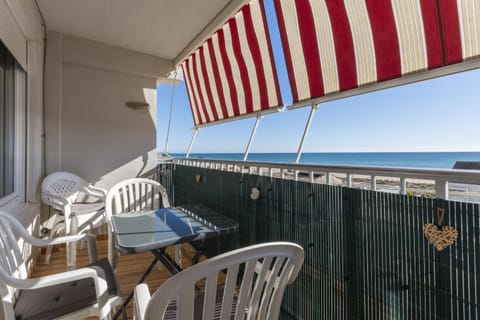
[162,164,480,320]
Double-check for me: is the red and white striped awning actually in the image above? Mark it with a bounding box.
[275,0,480,108]
[181,0,283,128]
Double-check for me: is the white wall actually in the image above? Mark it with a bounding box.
[45,32,170,190]
[61,63,157,187]
[0,2,174,227]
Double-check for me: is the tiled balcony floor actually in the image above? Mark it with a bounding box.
[31,236,197,319]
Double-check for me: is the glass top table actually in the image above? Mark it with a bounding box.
[111,205,238,320]
[111,205,239,254]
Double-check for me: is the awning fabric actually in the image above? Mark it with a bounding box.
[275,0,480,107]
[182,0,282,127]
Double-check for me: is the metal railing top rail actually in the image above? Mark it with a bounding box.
[173,157,480,182]
[172,157,480,200]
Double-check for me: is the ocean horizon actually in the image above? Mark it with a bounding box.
[168,152,480,169]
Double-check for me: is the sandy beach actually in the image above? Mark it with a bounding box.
[234,166,480,202]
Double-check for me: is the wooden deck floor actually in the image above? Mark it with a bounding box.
[31,236,196,319]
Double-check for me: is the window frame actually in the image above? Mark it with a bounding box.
[0,41,26,207]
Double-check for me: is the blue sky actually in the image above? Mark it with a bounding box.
[156,0,480,154]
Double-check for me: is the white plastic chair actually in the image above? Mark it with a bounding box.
[0,210,123,320]
[133,242,304,320]
[41,171,107,269]
[105,178,171,269]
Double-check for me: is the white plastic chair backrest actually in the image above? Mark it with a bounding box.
[105,178,170,220]
[42,171,89,203]
[144,242,304,320]
[0,211,32,318]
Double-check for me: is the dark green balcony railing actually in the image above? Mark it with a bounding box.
[158,163,480,320]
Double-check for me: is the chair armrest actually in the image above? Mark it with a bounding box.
[42,192,69,210]
[35,233,98,262]
[2,266,106,298]
[2,213,98,262]
[35,232,92,245]
[134,283,151,320]
[85,185,107,199]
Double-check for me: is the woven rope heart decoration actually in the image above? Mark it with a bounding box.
[423,208,458,251]
[423,224,458,251]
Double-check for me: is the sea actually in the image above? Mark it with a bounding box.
[170,152,480,169]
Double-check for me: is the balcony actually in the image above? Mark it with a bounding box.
[32,158,480,319]
[163,158,480,319]
[5,0,480,319]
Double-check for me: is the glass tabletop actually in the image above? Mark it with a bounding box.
[111,206,238,254]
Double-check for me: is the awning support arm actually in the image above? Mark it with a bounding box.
[186,128,199,158]
[163,71,179,156]
[295,104,319,163]
[243,115,263,161]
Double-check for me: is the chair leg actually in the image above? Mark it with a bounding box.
[44,219,65,264]
[44,246,53,264]
[174,244,182,269]
[108,228,117,270]
[66,215,78,270]
[66,241,77,270]
[44,210,61,231]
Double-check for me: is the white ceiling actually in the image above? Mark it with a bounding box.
[37,0,241,61]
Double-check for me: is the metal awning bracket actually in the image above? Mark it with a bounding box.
[243,115,263,161]
[295,104,319,164]
[185,128,199,158]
